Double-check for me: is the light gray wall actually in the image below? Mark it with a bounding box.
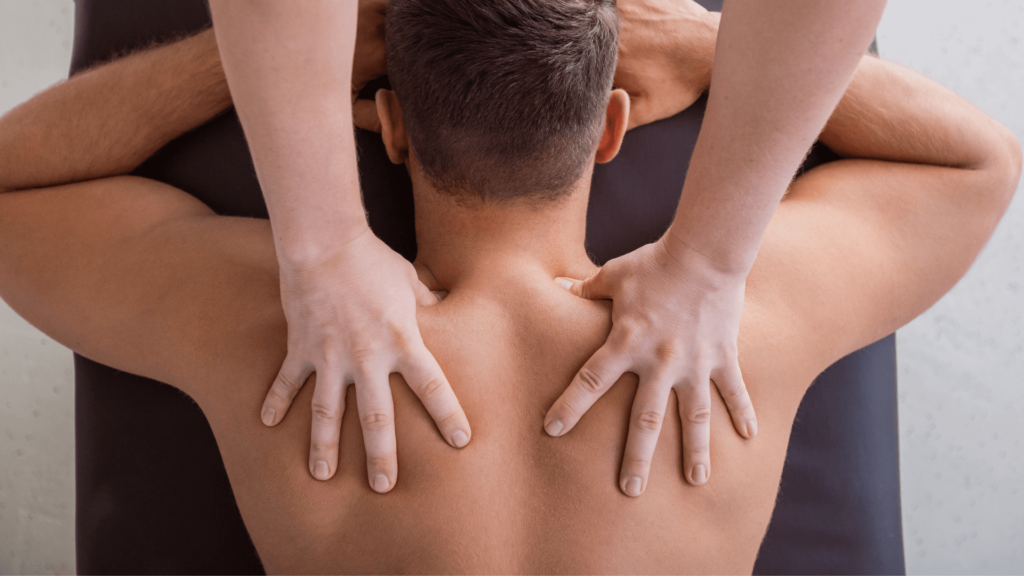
[877,1,1024,572]
[0,3,77,574]
[0,1,1020,574]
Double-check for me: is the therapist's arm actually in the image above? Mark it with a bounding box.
[210,0,470,493]
[546,0,887,495]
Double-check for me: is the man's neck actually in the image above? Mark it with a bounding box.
[410,169,597,292]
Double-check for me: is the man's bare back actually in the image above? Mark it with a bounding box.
[0,19,1018,576]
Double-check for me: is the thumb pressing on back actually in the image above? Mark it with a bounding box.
[555,268,613,301]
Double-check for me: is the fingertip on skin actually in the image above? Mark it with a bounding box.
[688,464,709,486]
[312,460,331,481]
[622,476,644,497]
[261,405,277,427]
[745,418,758,439]
[554,277,575,292]
[371,473,391,493]
[451,429,470,448]
[543,418,564,437]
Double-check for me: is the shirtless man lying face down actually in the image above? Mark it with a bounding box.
[0,0,1019,573]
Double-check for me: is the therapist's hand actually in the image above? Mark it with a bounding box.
[545,237,756,495]
[262,226,471,492]
[615,0,719,130]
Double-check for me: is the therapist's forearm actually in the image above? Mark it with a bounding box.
[210,0,366,263]
[665,0,886,274]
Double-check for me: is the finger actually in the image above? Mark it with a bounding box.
[354,369,398,493]
[625,98,648,131]
[677,373,713,486]
[399,345,471,449]
[413,278,443,307]
[353,99,382,132]
[711,359,757,439]
[262,353,314,427]
[308,364,347,481]
[544,343,631,437]
[554,267,613,301]
[619,372,674,497]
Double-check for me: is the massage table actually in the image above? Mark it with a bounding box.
[69,0,905,572]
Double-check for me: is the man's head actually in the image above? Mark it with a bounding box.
[379,0,626,203]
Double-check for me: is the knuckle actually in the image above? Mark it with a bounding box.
[310,400,342,423]
[361,410,393,432]
[720,382,749,404]
[687,445,711,458]
[634,410,664,432]
[349,345,379,371]
[720,341,739,358]
[435,409,461,428]
[614,268,634,290]
[416,375,448,400]
[576,367,608,395]
[654,341,683,363]
[626,456,652,470]
[557,399,581,420]
[310,439,336,454]
[274,372,301,393]
[367,455,392,471]
[388,324,412,348]
[269,386,294,404]
[685,406,712,425]
[616,319,641,345]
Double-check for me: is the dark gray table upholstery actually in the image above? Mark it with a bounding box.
[70,0,904,573]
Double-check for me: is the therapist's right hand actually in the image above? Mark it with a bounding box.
[261,226,472,492]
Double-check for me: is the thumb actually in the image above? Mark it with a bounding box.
[555,269,612,301]
[413,278,445,307]
[626,97,648,131]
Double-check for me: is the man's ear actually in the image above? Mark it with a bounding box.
[376,89,409,165]
[595,89,630,164]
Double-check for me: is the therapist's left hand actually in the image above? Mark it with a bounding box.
[544,237,757,495]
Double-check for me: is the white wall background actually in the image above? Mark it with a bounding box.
[878,1,1024,572]
[0,1,1021,574]
[0,3,77,574]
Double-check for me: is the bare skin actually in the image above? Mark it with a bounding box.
[210,0,468,492]
[0,27,1018,576]
[544,0,889,493]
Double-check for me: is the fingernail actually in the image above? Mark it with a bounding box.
[624,477,643,497]
[691,465,708,485]
[452,429,469,448]
[556,278,574,291]
[313,460,330,480]
[544,419,564,437]
[261,406,276,426]
[746,419,758,438]
[372,473,390,493]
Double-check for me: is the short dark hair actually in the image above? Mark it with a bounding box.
[385,0,619,202]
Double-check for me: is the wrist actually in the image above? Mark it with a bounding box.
[274,215,371,269]
[662,226,753,280]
